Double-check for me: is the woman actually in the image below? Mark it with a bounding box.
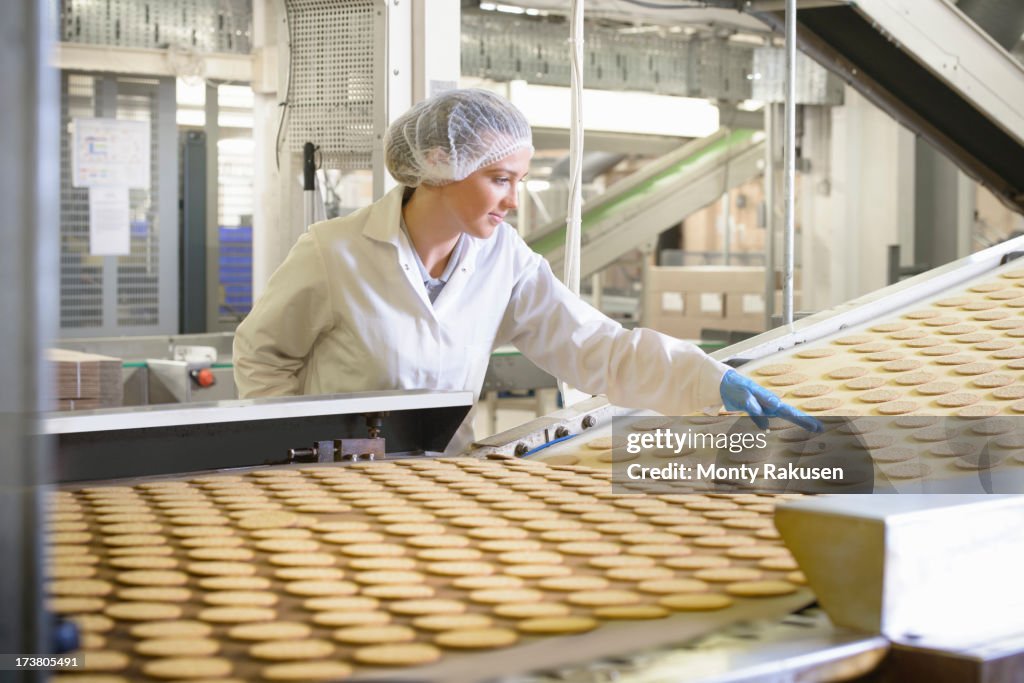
[234,89,818,453]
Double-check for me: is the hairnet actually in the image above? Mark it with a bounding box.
[384,89,533,187]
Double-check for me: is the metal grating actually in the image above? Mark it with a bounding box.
[218,137,254,322]
[115,84,161,328]
[461,11,843,105]
[284,0,378,170]
[59,0,253,54]
[59,73,170,334]
[60,73,102,330]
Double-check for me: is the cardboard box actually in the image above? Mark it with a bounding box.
[643,266,800,341]
[47,349,123,409]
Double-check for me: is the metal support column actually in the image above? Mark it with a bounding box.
[204,82,220,331]
[782,0,797,325]
[763,102,777,329]
[0,0,57,667]
[181,131,208,333]
[372,0,411,200]
[95,76,119,329]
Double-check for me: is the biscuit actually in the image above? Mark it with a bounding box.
[469,588,545,605]
[282,580,357,597]
[351,643,442,666]
[933,354,975,366]
[788,384,832,398]
[362,584,435,600]
[413,613,493,631]
[880,360,923,373]
[871,322,909,333]
[876,401,920,415]
[518,616,598,635]
[957,405,999,417]
[435,628,519,649]
[565,589,642,607]
[767,373,808,387]
[754,363,795,377]
[453,575,524,590]
[834,334,874,345]
[693,567,763,582]
[604,566,674,582]
[864,352,904,362]
[839,376,888,393]
[903,336,942,347]
[954,362,997,376]
[629,417,674,431]
[725,580,798,597]
[586,436,627,450]
[141,657,232,680]
[795,348,837,359]
[916,382,958,396]
[826,367,866,380]
[250,639,335,660]
[935,393,980,408]
[918,345,959,356]
[332,624,416,645]
[105,602,182,621]
[127,622,209,642]
[954,451,1006,470]
[197,576,270,592]
[893,372,937,386]
[658,593,733,611]
[891,329,929,340]
[904,309,941,320]
[858,390,900,404]
[49,579,113,597]
[261,662,353,681]
[726,545,792,560]
[197,607,277,623]
[134,638,220,657]
[387,599,465,616]
[938,324,978,335]
[202,591,277,607]
[636,579,708,595]
[880,461,932,479]
[117,587,191,602]
[851,341,891,353]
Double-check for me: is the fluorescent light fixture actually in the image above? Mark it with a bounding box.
[506,81,720,138]
[526,179,551,191]
[495,4,526,13]
[479,2,497,10]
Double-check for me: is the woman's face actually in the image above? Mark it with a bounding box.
[439,147,532,239]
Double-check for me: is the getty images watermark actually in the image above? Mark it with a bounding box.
[606,415,1024,494]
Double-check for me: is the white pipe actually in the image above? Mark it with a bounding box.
[561,0,585,407]
[564,0,584,296]
[782,0,797,325]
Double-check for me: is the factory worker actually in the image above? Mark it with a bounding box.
[234,88,819,453]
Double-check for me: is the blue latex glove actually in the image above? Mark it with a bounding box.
[720,369,823,432]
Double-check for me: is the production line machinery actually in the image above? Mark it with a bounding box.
[37,235,1024,682]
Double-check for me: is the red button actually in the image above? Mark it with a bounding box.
[192,368,215,388]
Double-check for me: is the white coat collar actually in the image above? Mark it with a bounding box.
[361,185,480,274]
[361,185,407,246]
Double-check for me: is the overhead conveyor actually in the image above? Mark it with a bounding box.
[528,128,765,281]
[756,0,1024,213]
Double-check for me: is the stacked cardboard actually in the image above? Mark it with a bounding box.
[47,349,123,410]
[643,266,800,340]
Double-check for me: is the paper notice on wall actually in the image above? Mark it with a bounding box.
[72,118,150,189]
[89,187,131,256]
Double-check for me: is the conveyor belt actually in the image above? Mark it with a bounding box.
[46,458,814,682]
[757,0,1024,212]
[528,129,764,280]
[527,258,1024,493]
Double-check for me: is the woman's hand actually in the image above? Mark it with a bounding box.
[719,369,824,432]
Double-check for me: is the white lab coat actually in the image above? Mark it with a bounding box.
[234,186,730,453]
